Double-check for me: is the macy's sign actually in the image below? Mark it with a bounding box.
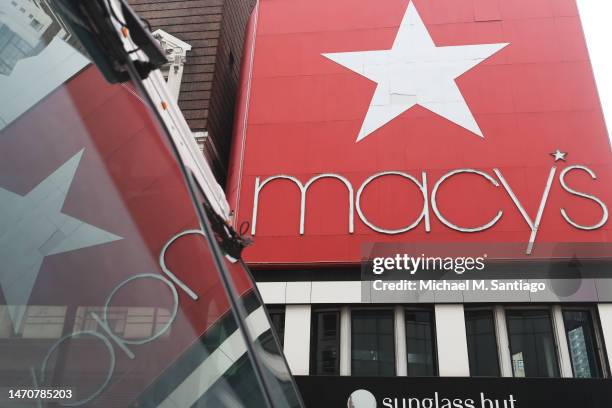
[250,164,608,255]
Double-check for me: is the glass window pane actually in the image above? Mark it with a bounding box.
[270,306,286,346]
[265,305,285,348]
[311,308,340,375]
[563,310,603,378]
[0,2,303,405]
[465,309,500,377]
[405,309,437,376]
[351,309,395,376]
[506,309,560,378]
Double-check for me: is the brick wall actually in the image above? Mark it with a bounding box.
[205,0,256,182]
[128,0,255,183]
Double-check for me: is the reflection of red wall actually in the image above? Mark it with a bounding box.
[227,0,612,265]
[0,66,252,406]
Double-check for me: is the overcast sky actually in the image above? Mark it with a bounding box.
[577,1,612,141]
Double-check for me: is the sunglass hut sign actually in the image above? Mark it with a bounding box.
[348,389,517,408]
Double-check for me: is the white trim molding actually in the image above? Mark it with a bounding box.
[283,305,311,375]
[153,29,192,101]
[258,281,362,304]
[494,306,513,377]
[597,304,612,371]
[551,305,574,378]
[435,304,470,376]
[340,306,351,376]
[394,306,408,376]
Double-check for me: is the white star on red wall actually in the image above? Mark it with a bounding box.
[323,1,509,142]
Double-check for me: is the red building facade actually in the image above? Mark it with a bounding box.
[227,0,612,406]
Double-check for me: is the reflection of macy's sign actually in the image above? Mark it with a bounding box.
[29,230,202,406]
[251,164,608,255]
[347,389,518,408]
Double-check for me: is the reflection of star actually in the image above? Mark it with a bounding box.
[551,149,567,162]
[323,1,508,142]
[0,150,122,330]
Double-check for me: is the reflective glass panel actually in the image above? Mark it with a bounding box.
[351,309,395,376]
[0,2,302,406]
[405,309,437,377]
[465,309,500,377]
[563,309,603,378]
[506,309,560,378]
[311,308,340,375]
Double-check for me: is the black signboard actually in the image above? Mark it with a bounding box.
[295,376,612,408]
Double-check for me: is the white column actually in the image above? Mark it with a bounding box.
[283,305,311,375]
[494,306,513,377]
[597,304,612,370]
[434,304,470,376]
[395,306,407,376]
[551,305,573,377]
[166,61,185,101]
[340,306,351,375]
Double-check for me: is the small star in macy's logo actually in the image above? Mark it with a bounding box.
[551,149,567,162]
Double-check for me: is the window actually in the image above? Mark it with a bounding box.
[0,27,36,76]
[30,19,42,31]
[259,305,284,354]
[266,305,285,346]
[0,305,66,339]
[563,309,605,378]
[310,308,340,375]
[405,309,437,376]
[506,309,560,378]
[73,306,172,340]
[351,309,395,376]
[465,308,500,376]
